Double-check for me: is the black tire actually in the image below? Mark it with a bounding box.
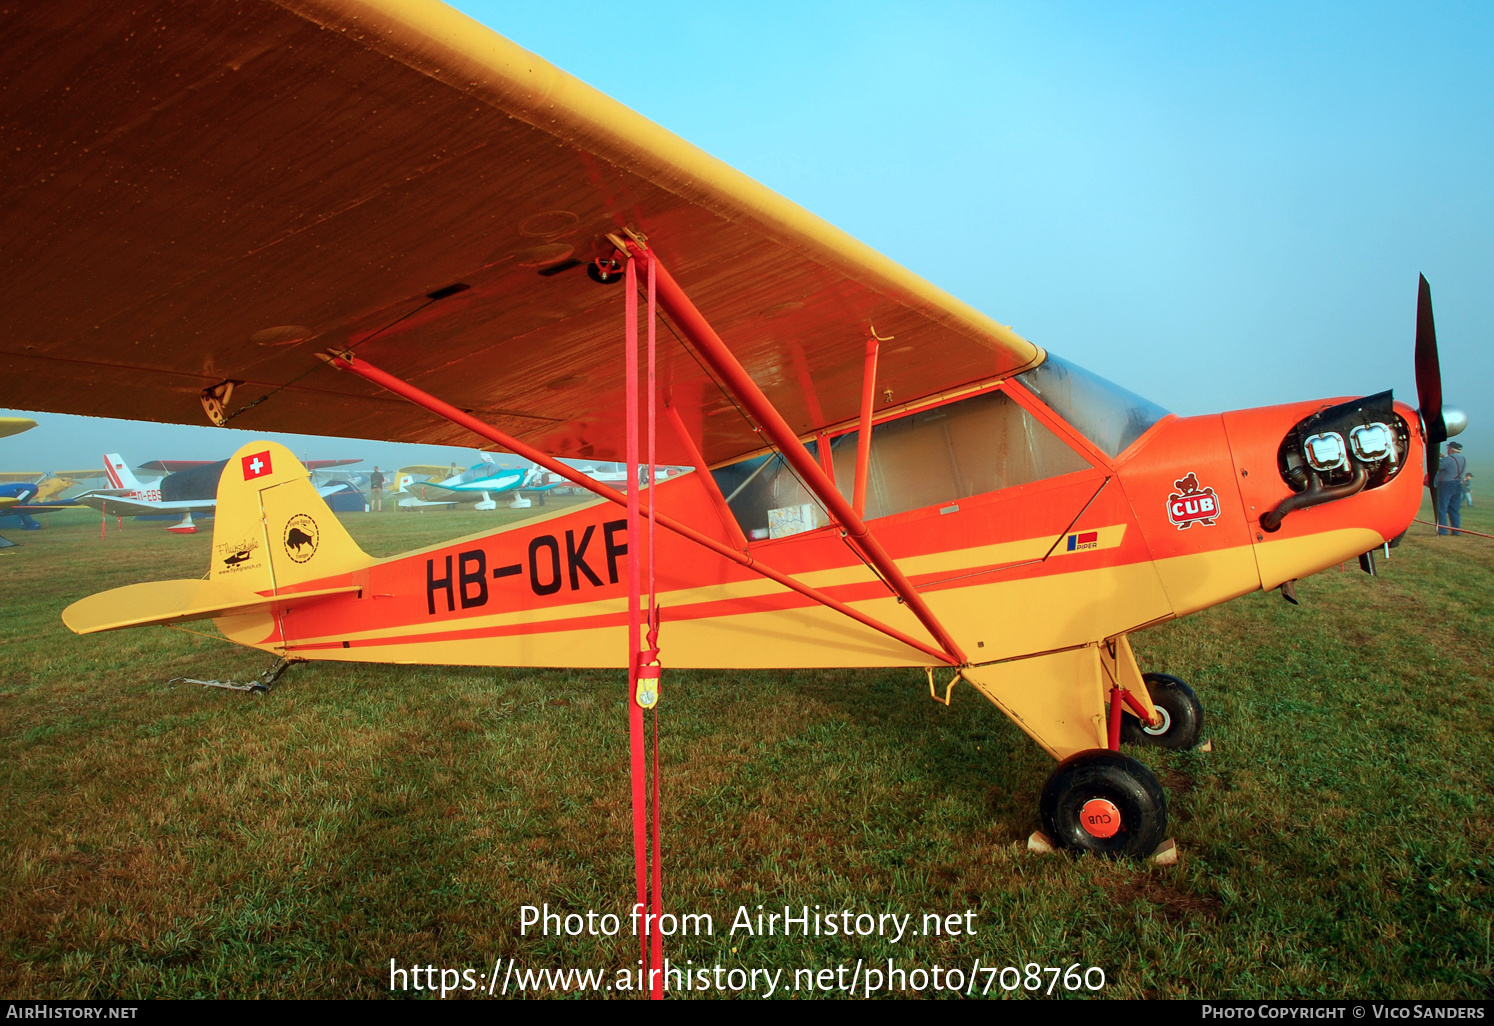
[1039,749,1167,858]
[1120,672,1203,750]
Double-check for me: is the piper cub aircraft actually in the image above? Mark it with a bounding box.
[3,0,1457,859]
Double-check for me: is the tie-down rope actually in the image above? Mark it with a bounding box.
[624,253,664,999]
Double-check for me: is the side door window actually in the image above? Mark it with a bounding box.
[711,387,1092,541]
[831,388,1091,521]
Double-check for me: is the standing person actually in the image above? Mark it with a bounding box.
[1464,472,1475,507]
[370,465,385,512]
[1434,442,1466,536]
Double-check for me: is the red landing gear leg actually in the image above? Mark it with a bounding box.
[1109,684,1164,751]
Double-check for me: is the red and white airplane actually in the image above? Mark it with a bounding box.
[76,454,210,533]
[80,454,365,533]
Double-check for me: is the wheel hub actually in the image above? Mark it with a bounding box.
[1079,797,1122,838]
[1141,705,1173,736]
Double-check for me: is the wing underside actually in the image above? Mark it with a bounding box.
[75,496,215,517]
[0,0,1041,466]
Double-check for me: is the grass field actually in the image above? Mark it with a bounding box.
[1,499,1491,999]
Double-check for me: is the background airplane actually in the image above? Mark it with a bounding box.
[140,457,368,512]
[0,468,103,529]
[394,465,463,512]
[0,469,104,502]
[76,454,369,531]
[0,417,40,547]
[405,457,673,510]
[0,477,89,531]
[0,416,36,440]
[418,454,559,510]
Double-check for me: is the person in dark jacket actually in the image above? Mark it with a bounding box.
[370,466,385,512]
[1435,442,1466,535]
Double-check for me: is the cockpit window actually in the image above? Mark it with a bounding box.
[1015,354,1170,458]
[711,388,1091,541]
[450,462,517,484]
[711,447,831,542]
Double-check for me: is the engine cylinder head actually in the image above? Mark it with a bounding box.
[1304,432,1348,472]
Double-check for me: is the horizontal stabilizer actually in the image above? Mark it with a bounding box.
[62,579,360,635]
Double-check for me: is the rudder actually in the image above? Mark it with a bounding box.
[102,453,144,491]
[211,441,372,593]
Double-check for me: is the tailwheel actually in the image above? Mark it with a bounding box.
[1121,672,1203,750]
[1040,749,1167,858]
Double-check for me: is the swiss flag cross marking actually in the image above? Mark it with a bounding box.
[242,451,273,480]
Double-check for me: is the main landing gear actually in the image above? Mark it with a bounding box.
[1038,672,1204,858]
[1120,673,1204,750]
[1040,750,1167,857]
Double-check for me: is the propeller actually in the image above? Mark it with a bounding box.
[1415,274,1443,453]
[1415,274,1468,494]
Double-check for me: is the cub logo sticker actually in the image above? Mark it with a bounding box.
[242,451,273,480]
[283,514,319,563]
[1167,473,1219,529]
[1079,798,1121,838]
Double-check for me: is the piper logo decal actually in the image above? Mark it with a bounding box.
[1065,531,1099,552]
[1052,524,1125,557]
[1167,473,1219,529]
[242,451,273,480]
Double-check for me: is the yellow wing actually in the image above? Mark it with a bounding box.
[0,417,37,439]
[0,1,1041,467]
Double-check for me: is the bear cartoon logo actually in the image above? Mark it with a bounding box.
[1167,473,1220,530]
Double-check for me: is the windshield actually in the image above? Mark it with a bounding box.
[451,462,521,485]
[1016,354,1170,458]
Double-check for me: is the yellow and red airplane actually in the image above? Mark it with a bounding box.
[0,1,1462,861]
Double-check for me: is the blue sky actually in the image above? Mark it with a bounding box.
[5,1,1489,473]
[472,0,1492,459]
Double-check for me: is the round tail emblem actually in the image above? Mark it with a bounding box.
[1079,798,1122,838]
[282,514,320,563]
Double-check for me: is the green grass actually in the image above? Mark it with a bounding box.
[1,500,1491,999]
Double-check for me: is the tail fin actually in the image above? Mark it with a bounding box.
[102,454,143,491]
[210,441,373,593]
